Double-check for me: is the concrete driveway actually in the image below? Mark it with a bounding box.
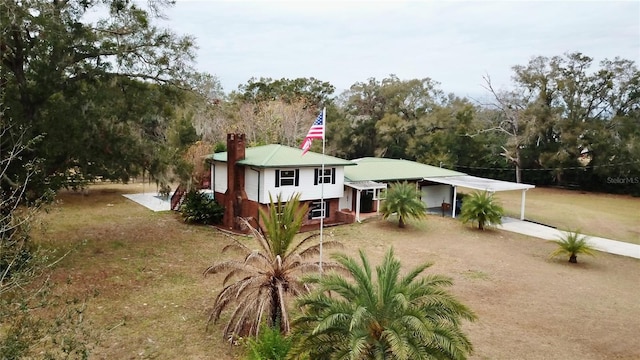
[499,217,640,259]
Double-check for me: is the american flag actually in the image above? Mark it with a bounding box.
[300,109,325,155]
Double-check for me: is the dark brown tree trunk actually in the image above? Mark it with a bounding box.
[270,285,281,329]
[398,216,405,228]
[478,221,484,230]
[569,254,577,263]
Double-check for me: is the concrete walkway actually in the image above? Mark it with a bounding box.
[123,192,171,212]
[499,217,640,259]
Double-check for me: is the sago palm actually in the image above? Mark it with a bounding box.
[204,193,342,342]
[459,191,504,230]
[291,248,477,360]
[550,230,596,263]
[380,181,426,228]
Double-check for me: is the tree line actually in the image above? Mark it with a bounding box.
[204,57,639,195]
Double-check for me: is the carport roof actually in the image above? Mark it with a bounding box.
[345,157,465,182]
[423,175,535,192]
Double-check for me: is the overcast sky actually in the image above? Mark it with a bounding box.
[160,0,640,98]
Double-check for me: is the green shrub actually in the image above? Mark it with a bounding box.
[245,325,292,360]
[380,181,426,228]
[549,230,596,263]
[179,190,224,225]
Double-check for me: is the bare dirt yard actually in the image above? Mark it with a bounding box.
[31,183,640,359]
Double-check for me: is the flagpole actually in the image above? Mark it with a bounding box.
[319,107,326,272]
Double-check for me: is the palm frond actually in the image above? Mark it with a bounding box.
[221,242,251,254]
[259,193,308,257]
[400,261,433,287]
[286,232,320,256]
[244,250,272,268]
[237,217,273,258]
[203,260,257,277]
[377,248,401,305]
[296,240,344,259]
[382,326,410,360]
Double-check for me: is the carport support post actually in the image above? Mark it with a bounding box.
[452,186,458,218]
[210,163,214,192]
[520,189,528,220]
[355,189,362,223]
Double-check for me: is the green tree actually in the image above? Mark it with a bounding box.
[1,110,94,358]
[1,0,197,196]
[549,231,596,263]
[498,52,640,190]
[407,98,489,170]
[459,191,504,230]
[236,77,335,109]
[380,181,427,228]
[204,193,342,341]
[291,248,476,360]
[338,75,443,159]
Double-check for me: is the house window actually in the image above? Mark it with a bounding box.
[314,168,336,185]
[275,169,299,187]
[269,202,286,223]
[308,200,330,220]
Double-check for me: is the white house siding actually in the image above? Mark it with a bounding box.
[421,184,451,208]
[339,187,352,210]
[213,162,227,193]
[261,167,345,203]
[244,168,260,202]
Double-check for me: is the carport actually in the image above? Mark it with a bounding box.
[423,175,535,220]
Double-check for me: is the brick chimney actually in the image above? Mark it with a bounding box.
[222,133,248,230]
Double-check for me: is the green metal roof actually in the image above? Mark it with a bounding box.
[344,157,466,182]
[207,144,356,168]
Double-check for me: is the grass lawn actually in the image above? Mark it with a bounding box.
[488,187,640,244]
[29,183,640,359]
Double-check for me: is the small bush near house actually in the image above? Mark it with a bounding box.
[179,190,224,225]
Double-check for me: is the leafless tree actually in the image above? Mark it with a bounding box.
[479,75,533,183]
